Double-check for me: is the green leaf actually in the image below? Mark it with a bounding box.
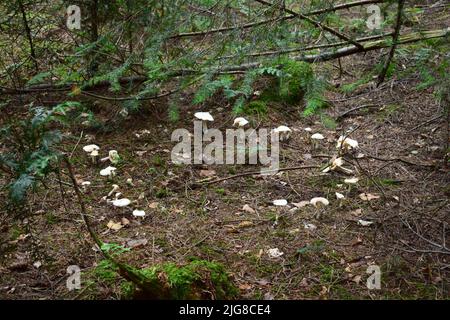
[9,174,34,203]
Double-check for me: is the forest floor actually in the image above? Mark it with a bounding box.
[0,5,449,300]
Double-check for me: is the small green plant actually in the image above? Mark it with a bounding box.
[243,100,268,116]
[0,101,81,206]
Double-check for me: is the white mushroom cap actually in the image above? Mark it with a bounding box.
[336,136,359,150]
[357,219,374,226]
[233,117,249,127]
[311,133,325,140]
[100,166,117,177]
[81,181,91,186]
[336,192,345,199]
[273,199,288,206]
[304,223,317,230]
[304,127,312,132]
[322,157,353,175]
[83,144,100,153]
[310,197,330,207]
[274,125,292,133]
[267,248,284,258]
[132,209,146,217]
[194,112,214,122]
[344,177,359,184]
[112,198,131,207]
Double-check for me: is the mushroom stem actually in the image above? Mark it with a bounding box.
[202,121,208,134]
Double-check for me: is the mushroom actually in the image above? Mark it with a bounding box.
[100,166,117,179]
[310,197,330,207]
[112,198,131,208]
[101,150,120,165]
[233,117,249,128]
[194,112,214,133]
[357,219,374,227]
[267,248,284,258]
[310,197,329,219]
[344,177,359,185]
[273,199,288,206]
[119,108,129,118]
[322,157,354,175]
[107,184,120,198]
[304,127,312,132]
[274,126,292,141]
[310,133,325,149]
[126,178,134,186]
[336,135,359,153]
[132,209,146,217]
[83,144,100,153]
[80,181,91,192]
[344,177,359,193]
[335,192,345,200]
[90,149,99,164]
[304,223,317,231]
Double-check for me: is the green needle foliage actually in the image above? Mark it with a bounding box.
[0,101,81,206]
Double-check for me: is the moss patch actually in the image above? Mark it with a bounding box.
[119,259,238,300]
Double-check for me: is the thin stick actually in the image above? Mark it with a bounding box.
[190,165,320,187]
[377,0,405,86]
[254,0,364,49]
[69,131,84,159]
[337,104,380,120]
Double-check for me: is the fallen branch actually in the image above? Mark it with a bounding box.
[64,156,237,299]
[254,0,364,49]
[365,154,437,168]
[336,104,381,120]
[2,29,447,101]
[188,165,320,188]
[170,0,386,39]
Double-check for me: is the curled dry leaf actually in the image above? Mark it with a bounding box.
[350,208,363,217]
[148,202,159,209]
[242,204,256,214]
[199,169,216,177]
[292,201,309,208]
[107,220,123,231]
[359,193,380,201]
[237,221,254,228]
[126,239,148,248]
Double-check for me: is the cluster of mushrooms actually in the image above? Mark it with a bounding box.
[270,132,368,225]
[82,144,146,218]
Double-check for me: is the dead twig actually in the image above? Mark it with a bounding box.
[187,165,320,189]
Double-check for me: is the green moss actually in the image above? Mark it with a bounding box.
[156,187,169,198]
[9,225,22,240]
[45,212,58,225]
[94,259,119,283]
[215,188,226,196]
[119,259,238,299]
